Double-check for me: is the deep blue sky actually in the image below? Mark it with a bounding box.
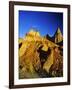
[19,10,63,38]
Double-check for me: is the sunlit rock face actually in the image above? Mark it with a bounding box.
[55,27,63,43]
[19,28,63,79]
[28,28,40,37]
[24,28,42,42]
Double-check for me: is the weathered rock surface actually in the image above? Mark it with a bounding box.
[19,29,63,79]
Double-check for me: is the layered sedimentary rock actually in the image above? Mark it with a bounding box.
[55,27,63,43]
[19,28,63,79]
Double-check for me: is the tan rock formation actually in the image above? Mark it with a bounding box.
[19,29,63,78]
[55,27,63,43]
